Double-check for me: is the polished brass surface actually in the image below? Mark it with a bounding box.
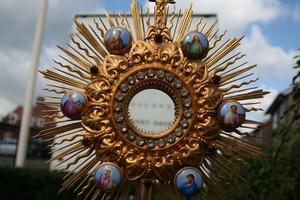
[37,0,269,199]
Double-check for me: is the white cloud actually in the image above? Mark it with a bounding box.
[148,0,283,33]
[0,0,106,118]
[0,97,16,117]
[0,46,31,79]
[241,25,296,82]
[0,46,31,103]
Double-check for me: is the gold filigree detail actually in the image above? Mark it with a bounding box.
[96,139,123,161]
[196,83,223,110]
[102,55,129,79]
[86,77,111,104]
[153,155,176,180]
[145,26,172,43]
[158,43,184,67]
[129,41,155,64]
[124,151,147,181]
[181,138,207,165]
[37,0,268,199]
[81,107,110,134]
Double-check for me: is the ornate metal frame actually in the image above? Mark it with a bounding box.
[37,0,269,199]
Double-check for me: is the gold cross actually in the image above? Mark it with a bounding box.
[149,0,175,4]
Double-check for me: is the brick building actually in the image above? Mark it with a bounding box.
[0,97,56,168]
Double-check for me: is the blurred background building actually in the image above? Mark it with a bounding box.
[0,97,55,169]
[246,87,296,148]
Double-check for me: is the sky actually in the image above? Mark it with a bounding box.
[0,0,299,121]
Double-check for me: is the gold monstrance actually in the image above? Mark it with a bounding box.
[37,0,268,199]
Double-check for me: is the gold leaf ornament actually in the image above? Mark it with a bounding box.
[37,0,269,199]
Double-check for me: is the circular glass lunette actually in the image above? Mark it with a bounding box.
[123,78,182,139]
[112,67,194,149]
[128,89,177,134]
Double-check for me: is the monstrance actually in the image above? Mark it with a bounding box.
[37,0,269,199]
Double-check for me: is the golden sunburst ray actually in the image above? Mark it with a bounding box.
[42,112,64,119]
[57,45,92,69]
[175,4,193,42]
[36,0,270,199]
[169,5,176,31]
[205,20,218,38]
[172,8,181,38]
[48,133,85,148]
[194,17,204,32]
[44,130,84,142]
[68,40,98,65]
[104,10,115,27]
[131,0,143,40]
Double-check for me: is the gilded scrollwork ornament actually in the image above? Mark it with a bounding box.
[37,0,269,199]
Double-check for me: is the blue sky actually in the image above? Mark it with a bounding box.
[0,0,299,121]
[259,19,300,51]
[104,0,134,10]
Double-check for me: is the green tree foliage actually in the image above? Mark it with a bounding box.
[0,167,76,200]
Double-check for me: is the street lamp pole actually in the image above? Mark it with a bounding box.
[15,0,48,167]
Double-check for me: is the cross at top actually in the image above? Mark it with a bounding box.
[149,0,175,4]
[147,0,176,35]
